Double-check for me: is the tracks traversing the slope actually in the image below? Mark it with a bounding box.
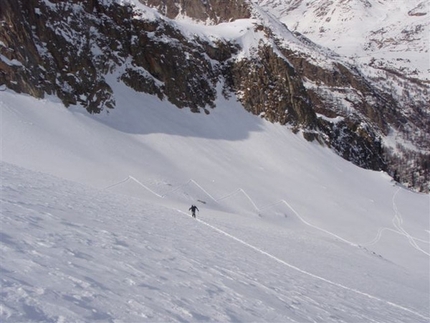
[361,187,430,256]
[104,176,429,253]
[105,175,429,320]
[174,208,429,321]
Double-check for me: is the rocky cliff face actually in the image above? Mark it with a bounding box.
[1,0,428,191]
[1,0,116,112]
[0,0,225,113]
[142,0,251,23]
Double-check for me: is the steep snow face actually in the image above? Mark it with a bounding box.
[1,84,429,321]
[258,0,429,79]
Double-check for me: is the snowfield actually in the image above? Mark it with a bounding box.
[257,0,430,80]
[1,80,429,322]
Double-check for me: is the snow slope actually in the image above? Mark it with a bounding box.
[1,78,429,322]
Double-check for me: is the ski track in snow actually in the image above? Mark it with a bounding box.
[2,164,429,323]
[1,89,429,322]
[362,187,430,256]
[103,175,430,320]
[175,210,429,322]
[391,188,430,256]
[105,176,430,254]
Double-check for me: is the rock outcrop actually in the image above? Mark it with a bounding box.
[142,0,251,23]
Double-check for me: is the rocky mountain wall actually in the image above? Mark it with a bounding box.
[140,0,251,23]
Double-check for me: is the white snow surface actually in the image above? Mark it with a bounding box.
[258,0,430,79]
[1,77,429,322]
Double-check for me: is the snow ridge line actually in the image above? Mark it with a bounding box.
[175,209,430,321]
[104,176,430,250]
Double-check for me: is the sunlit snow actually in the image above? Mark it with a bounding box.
[1,73,429,322]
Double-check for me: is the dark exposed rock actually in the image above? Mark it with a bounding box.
[140,0,251,23]
[225,44,317,128]
[0,0,219,113]
[318,117,385,171]
[0,0,116,113]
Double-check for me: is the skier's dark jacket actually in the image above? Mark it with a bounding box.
[189,205,199,216]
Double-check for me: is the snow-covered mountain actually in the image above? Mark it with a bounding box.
[1,83,429,322]
[257,0,430,112]
[1,0,429,190]
[258,0,429,76]
[1,2,429,322]
[258,0,430,186]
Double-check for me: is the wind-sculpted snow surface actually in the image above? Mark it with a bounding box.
[1,162,429,322]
